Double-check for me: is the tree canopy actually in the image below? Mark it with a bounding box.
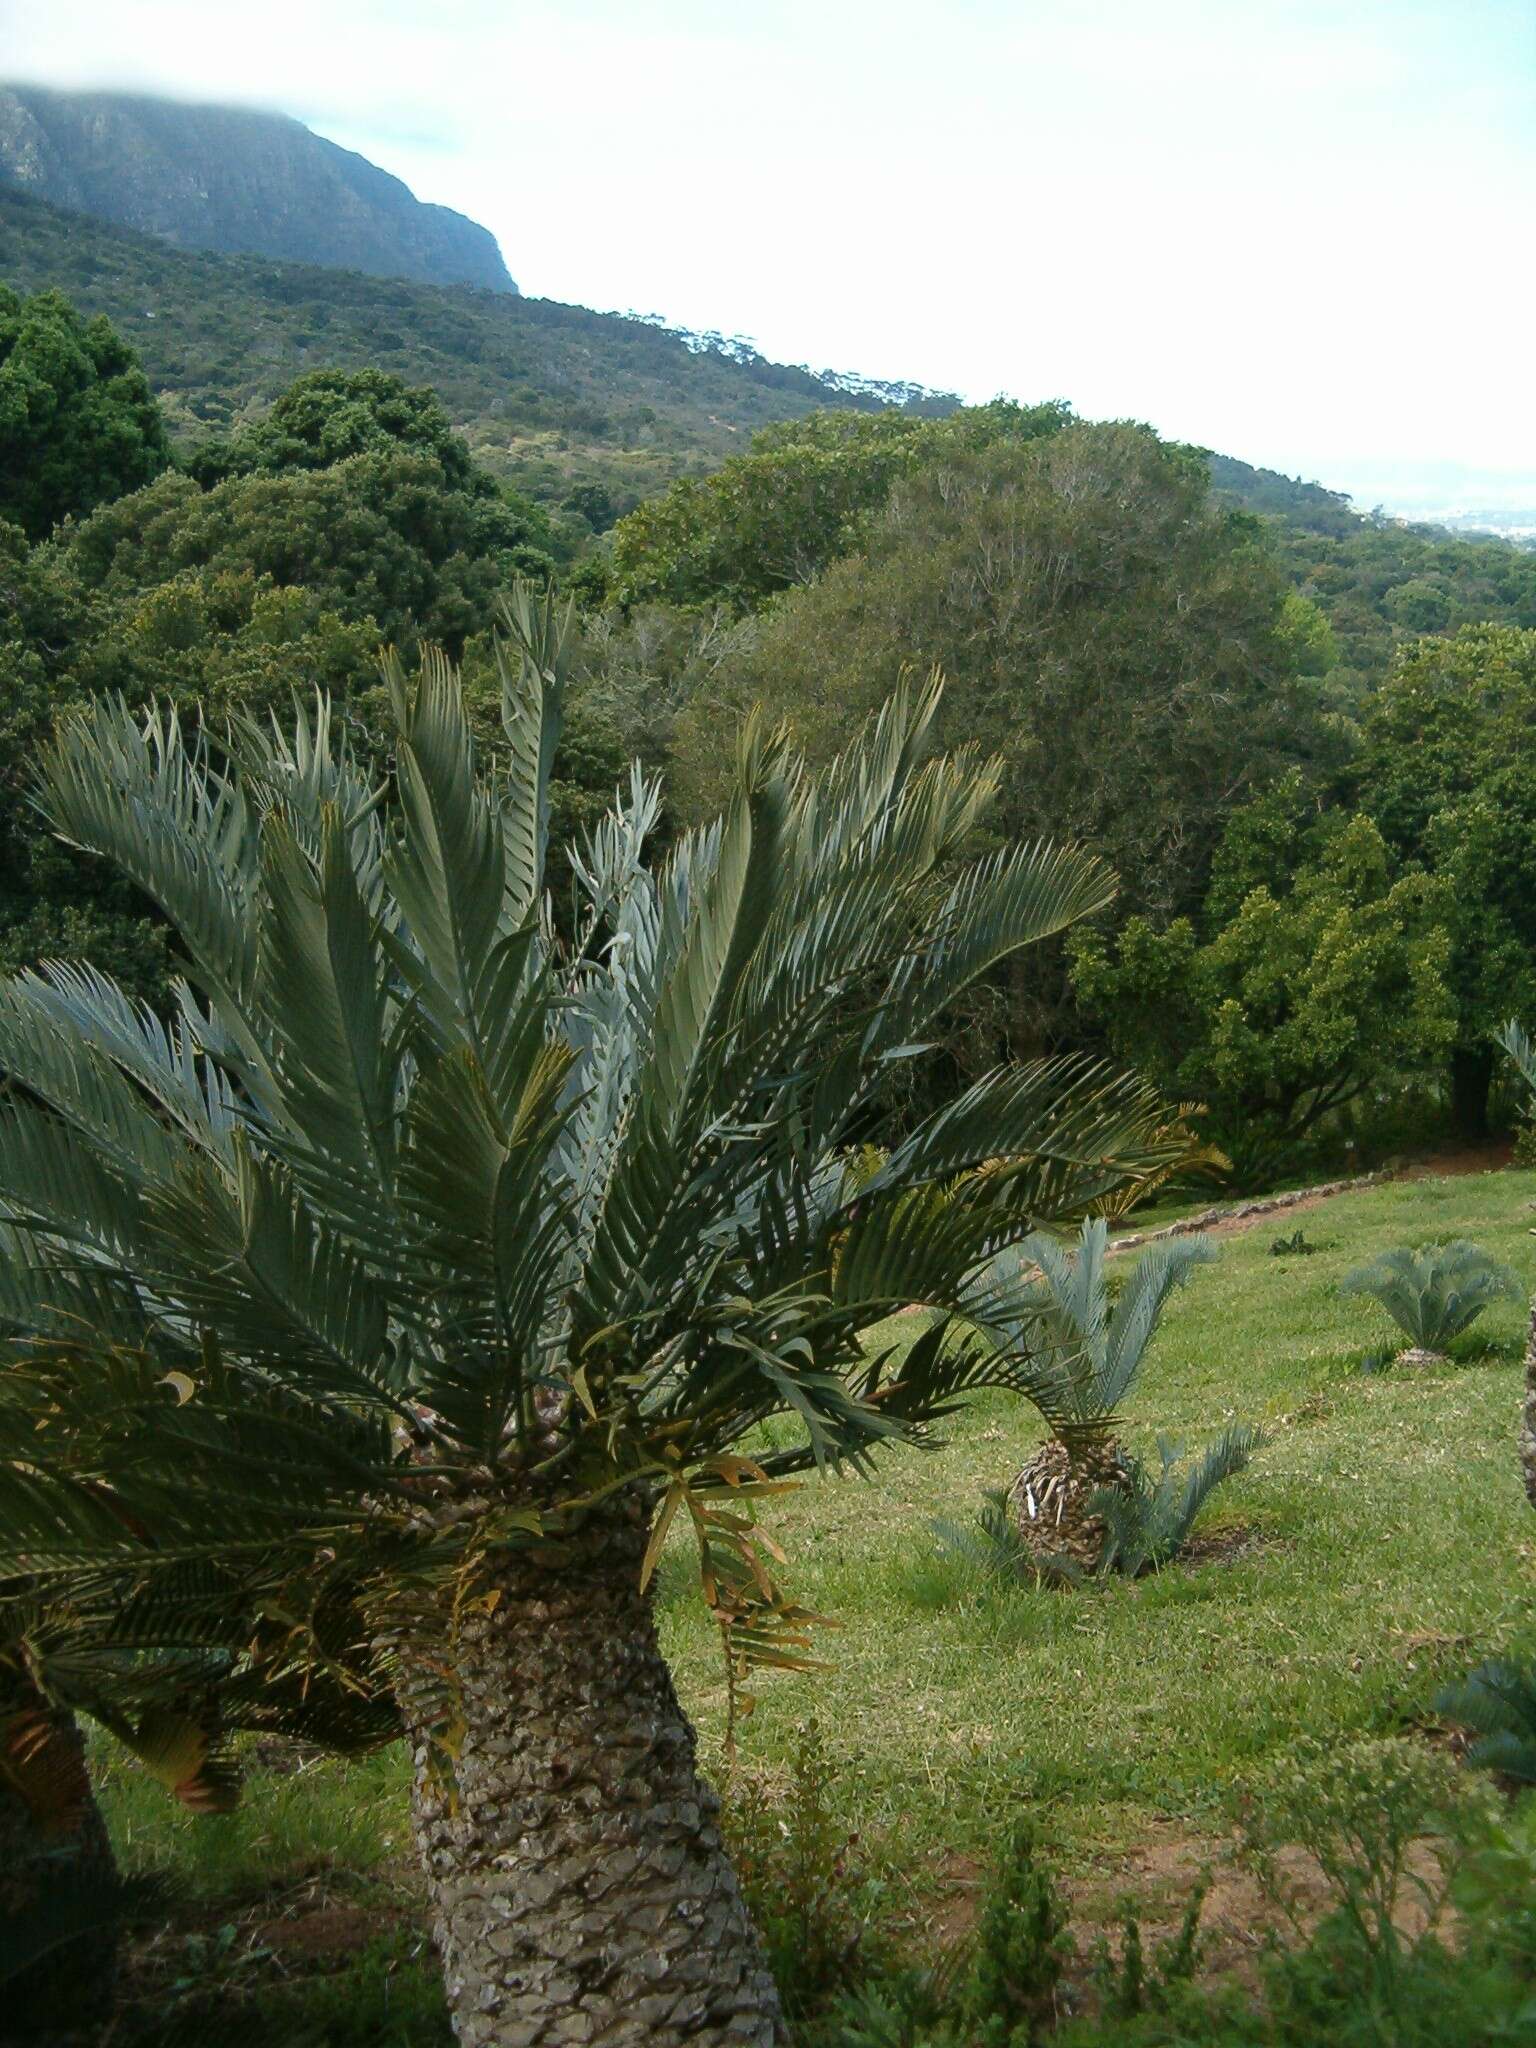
[1355,624,1536,1128]
[668,422,1318,1050]
[1071,808,1455,1168]
[189,366,495,492]
[609,400,1073,613]
[0,285,171,539]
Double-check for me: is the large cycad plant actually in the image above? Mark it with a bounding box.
[0,591,1181,2048]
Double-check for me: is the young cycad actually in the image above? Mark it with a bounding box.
[1091,1426,1266,1577]
[1435,1658,1536,1784]
[971,1221,1233,1569]
[1339,1240,1522,1367]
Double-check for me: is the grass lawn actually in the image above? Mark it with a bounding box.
[95,1164,1536,2036]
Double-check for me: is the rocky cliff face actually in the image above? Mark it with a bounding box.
[0,84,516,294]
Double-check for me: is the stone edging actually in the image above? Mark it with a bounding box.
[1106,1171,1390,1253]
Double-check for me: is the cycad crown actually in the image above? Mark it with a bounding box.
[1339,1241,1521,1351]
[978,1218,1217,1441]
[0,589,1187,1698]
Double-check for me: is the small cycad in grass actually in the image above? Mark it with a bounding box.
[1435,1659,1536,1784]
[966,1221,1252,1574]
[1339,1240,1522,1368]
[931,1489,1085,1588]
[935,1426,1264,1584]
[1091,1426,1266,1578]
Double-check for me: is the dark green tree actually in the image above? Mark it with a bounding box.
[672,422,1316,1051]
[1357,625,1536,1135]
[0,287,171,539]
[52,450,554,658]
[610,400,1073,614]
[190,366,494,493]
[0,520,172,995]
[1071,812,1456,1157]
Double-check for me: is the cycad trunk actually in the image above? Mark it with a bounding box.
[1008,1435,1134,1574]
[0,1698,120,2036]
[1522,1297,1536,1512]
[395,1509,781,2048]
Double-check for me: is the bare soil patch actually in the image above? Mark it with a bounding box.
[925,1823,1453,1997]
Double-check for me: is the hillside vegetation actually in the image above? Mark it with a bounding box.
[5,234,1536,2048]
[0,186,952,512]
[5,171,1530,689]
[90,1167,1536,2041]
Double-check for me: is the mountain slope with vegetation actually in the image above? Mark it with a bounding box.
[0,84,515,293]
[0,185,952,515]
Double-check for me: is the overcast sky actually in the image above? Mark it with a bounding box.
[4,0,1533,504]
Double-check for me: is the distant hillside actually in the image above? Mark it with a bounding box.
[0,186,953,514]
[1205,452,1360,535]
[0,84,515,295]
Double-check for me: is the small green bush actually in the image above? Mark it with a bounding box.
[722,1717,885,2019]
[1237,1735,1469,1958]
[967,1818,1071,2043]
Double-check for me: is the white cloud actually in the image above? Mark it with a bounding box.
[2,0,1532,495]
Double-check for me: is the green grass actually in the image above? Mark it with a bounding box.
[93,1166,1536,2021]
[101,1746,410,1898]
[655,1169,1536,1872]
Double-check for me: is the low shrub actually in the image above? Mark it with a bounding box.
[721,1717,886,2020]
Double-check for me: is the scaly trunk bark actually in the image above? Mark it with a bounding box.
[1008,1435,1134,1574]
[0,1698,120,2036]
[1522,1297,1536,1513]
[395,1508,781,2048]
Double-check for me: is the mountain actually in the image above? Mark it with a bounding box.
[0,84,515,295]
[0,184,952,514]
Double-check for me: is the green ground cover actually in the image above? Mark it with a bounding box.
[94,1165,1536,2039]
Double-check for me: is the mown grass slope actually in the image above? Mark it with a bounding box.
[96,1166,1536,2037]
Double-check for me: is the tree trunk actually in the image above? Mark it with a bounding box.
[0,1698,120,2036]
[394,1508,782,2048]
[1522,1297,1536,1513]
[1451,1043,1493,1141]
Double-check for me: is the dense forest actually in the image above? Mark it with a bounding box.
[3,259,1535,1187]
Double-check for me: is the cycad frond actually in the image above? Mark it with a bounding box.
[1100,1235,1220,1415]
[1435,1658,1536,1783]
[969,1219,1215,1436]
[497,583,572,919]
[41,698,263,1056]
[4,583,1185,1739]
[1500,1019,1536,1101]
[1091,1423,1264,1577]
